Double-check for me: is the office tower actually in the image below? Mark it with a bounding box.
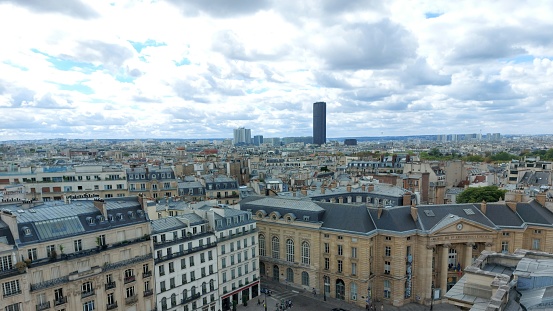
[313,102,326,145]
[253,135,263,146]
[233,127,251,145]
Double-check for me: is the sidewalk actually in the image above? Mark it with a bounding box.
[234,277,460,311]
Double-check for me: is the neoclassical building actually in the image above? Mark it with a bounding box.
[239,193,553,308]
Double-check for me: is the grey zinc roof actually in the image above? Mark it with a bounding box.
[319,203,375,234]
[483,203,524,228]
[516,200,553,225]
[34,216,85,240]
[151,217,186,233]
[250,197,324,212]
[369,206,419,232]
[416,203,497,232]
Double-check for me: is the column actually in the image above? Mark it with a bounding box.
[440,244,450,298]
[465,243,474,269]
[425,245,435,304]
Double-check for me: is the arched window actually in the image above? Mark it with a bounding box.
[301,271,309,286]
[161,297,167,309]
[286,239,294,262]
[272,236,280,259]
[448,248,457,267]
[336,279,345,300]
[259,234,266,256]
[301,241,310,265]
[210,279,215,291]
[286,267,294,283]
[191,286,196,296]
[202,282,207,294]
[182,289,188,299]
[171,293,177,307]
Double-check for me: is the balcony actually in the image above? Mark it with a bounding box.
[124,275,136,284]
[3,289,21,298]
[81,290,95,299]
[181,293,201,304]
[144,289,153,297]
[154,242,217,264]
[153,232,213,249]
[105,282,116,290]
[36,301,50,311]
[107,302,118,310]
[54,296,67,306]
[125,295,138,305]
[143,271,152,278]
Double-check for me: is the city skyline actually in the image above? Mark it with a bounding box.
[1,1,553,141]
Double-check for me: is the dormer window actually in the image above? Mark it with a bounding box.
[22,227,31,236]
[128,211,135,219]
[86,217,95,225]
[108,214,114,222]
[97,215,105,222]
[116,213,123,221]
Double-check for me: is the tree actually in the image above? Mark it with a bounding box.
[456,186,507,203]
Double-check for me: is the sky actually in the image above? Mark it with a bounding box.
[1,0,552,141]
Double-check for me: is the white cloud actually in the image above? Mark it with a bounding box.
[1,0,553,140]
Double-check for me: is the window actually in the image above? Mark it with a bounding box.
[200,253,205,263]
[169,262,175,273]
[259,235,266,256]
[272,236,280,259]
[351,282,358,300]
[301,271,309,286]
[1,255,13,271]
[74,239,83,252]
[170,278,175,289]
[501,241,509,253]
[190,256,195,267]
[160,281,166,292]
[352,262,357,275]
[2,280,21,297]
[301,242,310,265]
[337,245,343,256]
[98,235,106,246]
[351,247,357,258]
[384,280,391,298]
[324,258,330,270]
[533,239,541,250]
[27,248,37,261]
[46,245,55,258]
[221,245,226,255]
[384,261,390,274]
[502,232,510,236]
[126,286,135,298]
[324,234,330,238]
[159,265,165,276]
[385,246,391,257]
[5,303,20,311]
[107,292,115,305]
[286,239,294,262]
[337,260,343,273]
[143,264,149,274]
[83,300,95,311]
[385,236,392,241]
[534,230,542,234]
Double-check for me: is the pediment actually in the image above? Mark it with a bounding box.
[431,214,495,235]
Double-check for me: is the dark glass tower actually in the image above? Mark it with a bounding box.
[313,101,326,145]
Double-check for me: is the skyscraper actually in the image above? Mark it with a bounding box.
[313,101,326,145]
[233,127,251,145]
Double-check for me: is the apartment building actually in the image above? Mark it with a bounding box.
[0,165,129,201]
[0,196,154,311]
[126,167,178,199]
[151,214,219,311]
[240,193,553,308]
[195,205,259,310]
[201,176,240,205]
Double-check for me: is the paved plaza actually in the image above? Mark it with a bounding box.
[235,278,461,311]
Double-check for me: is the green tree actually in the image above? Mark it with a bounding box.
[456,186,507,203]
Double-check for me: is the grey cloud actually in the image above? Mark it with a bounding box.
[133,96,161,103]
[173,80,210,103]
[0,0,99,19]
[448,78,523,102]
[342,88,394,103]
[317,19,417,70]
[128,68,142,78]
[60,41,134,70]
[9,87,35,107]
[212,30,289,61]
[400,59,451,86]
[31,93,74,109]
[448,29,526,63]
[313,71,352,89]
[165,0,271,17]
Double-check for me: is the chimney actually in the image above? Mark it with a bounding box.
[367,184,375,192]
[301,187,308,196]
[347,184,352,192]
[93,198,108,219]
[536,193,546,206]
[0,210,18,241]
[338,197,343,203]
[514,192,523,203]
[403,193,412,206]
[378,206,383,219]
[321,185,325,195]
[410,204,418,222]
[362,184,366,192]
[506,201,517,213]
[480,200,487,214]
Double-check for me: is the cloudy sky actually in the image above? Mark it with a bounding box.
[1,0,552,141]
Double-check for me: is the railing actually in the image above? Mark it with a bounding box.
[143,271,152,278]
[36,301,50,311]
[125,295,138,305]
[217,228,258,243]
[124,275,136,284]
[0,268,24,280]
[54,296,67,306]
[3,290,22,298]
[144,289,153,297]
[181,293,201,304]
[153,232,213,249]
[105,282,116,290]
[155,243,217,263]
[81,290,95,299]
[107,302,118,310]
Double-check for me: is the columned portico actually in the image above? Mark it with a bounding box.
[440,243,451,298]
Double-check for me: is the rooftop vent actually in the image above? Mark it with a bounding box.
[463,208,475,215]
[423,210,435,217]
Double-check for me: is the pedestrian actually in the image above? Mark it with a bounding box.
[380,304,384,311]
[258,298,261,305]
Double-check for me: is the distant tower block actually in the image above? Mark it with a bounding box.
[313,102,326,145]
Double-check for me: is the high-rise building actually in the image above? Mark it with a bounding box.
[313,102,326,145]
[233,128,251,145]
[253,135,263,146]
